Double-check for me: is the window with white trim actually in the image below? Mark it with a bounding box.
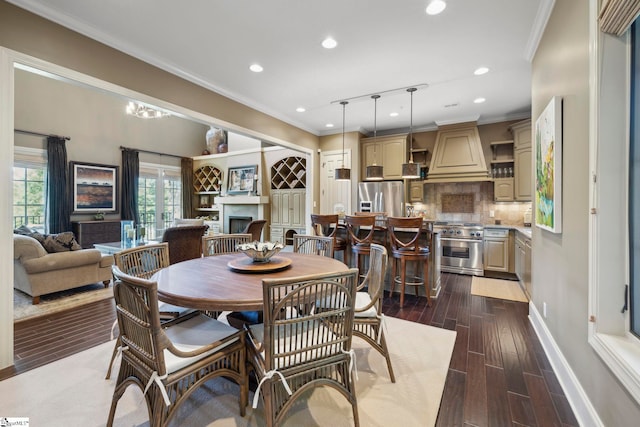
[12,147,46,232]
[589,16,640,403]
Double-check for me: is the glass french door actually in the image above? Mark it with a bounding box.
[138,164,182,240]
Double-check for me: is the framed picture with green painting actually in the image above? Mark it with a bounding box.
[535,96,562,233]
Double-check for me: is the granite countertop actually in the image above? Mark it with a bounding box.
[484,224,531,238]
[514,227,532,239]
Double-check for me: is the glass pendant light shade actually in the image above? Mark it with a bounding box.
[335,101,351,181]
[366,94,385,181]
[402,87,421,179]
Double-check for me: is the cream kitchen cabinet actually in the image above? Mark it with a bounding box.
[490,140,515,201]
[514,230,531,298]
[511,119,532,150]
[514,147,532,201]
[270,188,306,245]
[361,134,407,180]
[494,178,514,202]
[484,228,510,272]
[511,119,532,202]
[409,180,424,202]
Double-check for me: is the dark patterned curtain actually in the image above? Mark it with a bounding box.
[46,136,70,233]
[121,149,140,224]
[181,157,194,218]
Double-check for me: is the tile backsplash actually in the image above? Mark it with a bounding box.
[409,181,532,226]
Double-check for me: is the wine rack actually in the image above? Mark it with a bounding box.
[270,157,306,189]
[193,165,222,193]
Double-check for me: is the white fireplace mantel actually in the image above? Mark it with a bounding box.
[217,196,269,205]
[217,195,270,233]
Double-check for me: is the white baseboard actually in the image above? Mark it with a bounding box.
[528,302,604,427]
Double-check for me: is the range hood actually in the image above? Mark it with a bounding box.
[426,122,491,183]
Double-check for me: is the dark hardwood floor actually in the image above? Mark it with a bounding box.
[3,272,578,427]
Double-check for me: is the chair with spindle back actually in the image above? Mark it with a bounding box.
[353,243,395,382]
[292,234,334,257]
[105,242,196,379]
[202,233,252,256]
[107,266,247,426]
[244,268,360,427]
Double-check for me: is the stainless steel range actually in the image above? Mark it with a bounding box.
[432,222,484,276]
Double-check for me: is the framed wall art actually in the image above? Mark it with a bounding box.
[227,165,258,194]
[70,161,119,213]
[535,96,562,233]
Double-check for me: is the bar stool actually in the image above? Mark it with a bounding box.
[387,216,430,307]
[344,214,377,277]
[310,214,347,261]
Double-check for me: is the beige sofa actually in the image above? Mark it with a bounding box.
[13,234,114,304]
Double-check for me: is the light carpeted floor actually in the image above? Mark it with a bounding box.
[0,316,456,427]
[13,283,113,322]
[470,276,529,302]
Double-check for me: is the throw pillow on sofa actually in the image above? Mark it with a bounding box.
[39,232,82,253]
[13,225,36,236]
[13,226,82,253]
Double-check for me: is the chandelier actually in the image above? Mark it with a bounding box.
[125,101,170,119]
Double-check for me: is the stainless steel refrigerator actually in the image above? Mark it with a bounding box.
[357,181,405,217]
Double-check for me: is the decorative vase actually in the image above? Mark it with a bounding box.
[121,220,134,248]
[205,126,227,154]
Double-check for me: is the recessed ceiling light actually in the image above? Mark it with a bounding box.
[426,0,447,16]
[296,107,306,113]
[322,37,338,49]
[474,67,489,75]
[390,112,399,117]
[474,97,486,104]
[249,64,263,73]
[326,123,334,128]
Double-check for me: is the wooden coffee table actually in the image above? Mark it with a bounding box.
[154,252,349,312]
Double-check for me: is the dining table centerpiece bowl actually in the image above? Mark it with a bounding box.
[237,241,284,263]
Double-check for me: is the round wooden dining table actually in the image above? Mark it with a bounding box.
[154,252,349,312]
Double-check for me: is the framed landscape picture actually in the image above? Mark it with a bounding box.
[227,165,257,194]
[70,161,118,213]
[535,96,562,233]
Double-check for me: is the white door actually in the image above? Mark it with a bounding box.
[320,150,352,215]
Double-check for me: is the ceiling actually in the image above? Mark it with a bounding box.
[8,0,552,137]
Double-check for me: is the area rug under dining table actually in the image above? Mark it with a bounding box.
[0,316,456,426]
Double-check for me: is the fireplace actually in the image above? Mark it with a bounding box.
[229,216,252,234]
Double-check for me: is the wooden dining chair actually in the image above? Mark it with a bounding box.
[245,268,360,427]
[386,216,430,307]
[106,243,195,379]
[353,243,395,382]
[107,266,247,426]
[292,234,334,257]
[344,214,377,277]
[202,233,251,256]
[241,219,267,241]
[310,213,347,261]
